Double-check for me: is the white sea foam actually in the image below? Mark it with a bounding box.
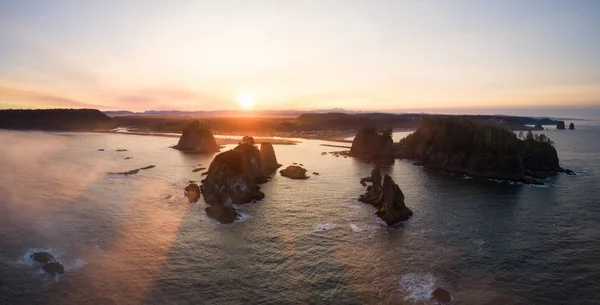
[398,272,437,302]
[349,224,364,232]
[530,183,549,188]
[314,223,336,232]
[235,213,249,223]
[463,175,473,180]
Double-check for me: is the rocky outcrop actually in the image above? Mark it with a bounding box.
[557,121,566,130]
[569,122,575,130]
[430,288,452,304]
[173,120,219,153]
[395,117,567,183]
[533,123,543,130]
[359,167,383,206]
[376,175,413,225]
[201,139,272,223]
[279,165,309,179]
[30,252,54,264]
[352,127,394,164]
[43,262,65,275]
[350,126,394,165]
[260,142,281,174]
[359,168,412,225]
[184,183,201,203]
[108,165,155,175]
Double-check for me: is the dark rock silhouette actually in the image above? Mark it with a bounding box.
[359,167,383,206]
[534,123,543,130]
[98,149,105,151]
[30,252,54,264]
[173,120,219,153]
[139,165,155,170]
[350,126,394,165]
[116,149,128,152]
[205,206,239,224]
[201,140,269,223]
[184,183,201,203]
[430,288,452,304]
[192,167,206,172]
[42,262,65,275]
[377,175,413,225]
[312,172,320,175]
[557,121,566,130]
[260,142,281,174]
[396,117,566,183]
[279,165,309,179]
[564,169,576,175]
[569,122,575,130]
[124,157,132,160]
[359,168,412,225]
[109,169,139,175]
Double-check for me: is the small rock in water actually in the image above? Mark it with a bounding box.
[192,167,206,172]
[116,149,128,152]
[43,262,65,275]
[139,165,155,170]
[30,252,54,264]
[299,164,303,166]
[184,183,201,203]
[564,169,576,176]
[109,169,139,175]
[124,157,132,160]
[312,172,320,175]
[292,162,298,165]
[321,152,327,155]
[97,149,105,151]
[280,165,309,179]
[430,287,452,304]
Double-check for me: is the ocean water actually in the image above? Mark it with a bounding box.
[0,122,599,305]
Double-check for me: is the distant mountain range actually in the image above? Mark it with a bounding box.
[104,109,581,122]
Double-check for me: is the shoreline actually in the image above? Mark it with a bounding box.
[88,130,354,145]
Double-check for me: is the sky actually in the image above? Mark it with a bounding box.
[1,0,599,112]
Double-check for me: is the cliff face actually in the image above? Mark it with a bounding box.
[350,127,394,165]
[173,120,220,153]
[0,109,115,131]
[395,117,563,182]
[557,121,566,130]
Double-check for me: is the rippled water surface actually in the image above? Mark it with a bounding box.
[1,123,599,305]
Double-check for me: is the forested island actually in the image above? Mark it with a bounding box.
[0,109,115,131]
[392,117,570,183]
[109,112,559,136]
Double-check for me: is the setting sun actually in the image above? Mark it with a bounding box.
[237,93,255,109]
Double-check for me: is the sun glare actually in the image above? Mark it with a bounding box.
[237,93,255,108]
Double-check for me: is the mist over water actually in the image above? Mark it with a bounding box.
[1,122,599,304]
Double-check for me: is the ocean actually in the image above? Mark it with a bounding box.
[0,121,598,304]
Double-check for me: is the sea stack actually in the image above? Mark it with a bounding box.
[557,121,566,130]
[200,136,272,223]
[569,122,575,130]
[350,126,394,165]
[173,120,220,153]
[260,142,282,174]
[359,167,412,225]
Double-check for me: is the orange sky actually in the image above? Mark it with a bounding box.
[1,1,599,112]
